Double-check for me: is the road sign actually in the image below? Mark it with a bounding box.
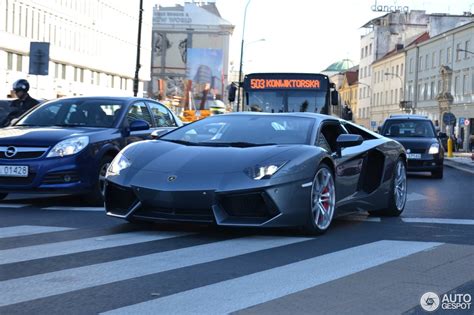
[370,121,377,128]
[465,119,470,126]
[442,112,456,125]
[459,117,465,125]
[28,42,50,75]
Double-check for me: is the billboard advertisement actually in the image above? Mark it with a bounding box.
[185,48,223,110]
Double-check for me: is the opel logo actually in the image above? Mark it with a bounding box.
[5,146,17,158]
[167,175,177,182]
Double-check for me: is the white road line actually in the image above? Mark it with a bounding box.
[104,240,441,315]
[406,192,428,202]
[0,231,192,265]
[43,206,105,212]
[402,217,474,225]
[0,203,30,208]
[0,235,311,307]
[0,225,75,239]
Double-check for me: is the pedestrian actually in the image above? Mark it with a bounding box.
[2,79,39,126]
[456,135,462,152]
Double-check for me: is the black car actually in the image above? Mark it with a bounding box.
[105,113,407,234]
[380,114,444,178]
[0,96,182,204]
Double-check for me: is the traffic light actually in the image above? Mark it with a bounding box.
[228,83,237,103]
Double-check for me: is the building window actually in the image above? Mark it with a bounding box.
[16,54,22,72]
[430,81,435,99]
[437,80,442,95]
[456,43,462,61]
[369,43,372,55]
[390,90,393,104]
[365,46,368,58]
[409,58,413,73]
[463,75,468,95]
[439,49,443,66]
[425,54,429,70]
[419,56,423,71]
[400,64,404,76]
[423,83,428,100]
[400,88,403,101]
[465,41,471,59]
[396,65,399,76]
[447,47,452,64]
[395,89,398,103]
[7,52,13,70]
[361,48,364,59]
[418,84,422,101]
[454,76,459,95]
[432,52,436,68]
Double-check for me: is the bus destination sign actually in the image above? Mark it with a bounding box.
[249,78,321,90]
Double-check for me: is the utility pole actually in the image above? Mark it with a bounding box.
[133,0,144,97]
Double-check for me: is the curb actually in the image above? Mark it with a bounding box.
[444,159,474,175]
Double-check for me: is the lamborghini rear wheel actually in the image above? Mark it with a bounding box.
[304,164,336,235]
[370,158,406,216]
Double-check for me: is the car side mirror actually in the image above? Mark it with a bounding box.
[10,118,19,126]
[129,119,150,132]
[336,134,363,157]
[151,129,170,139]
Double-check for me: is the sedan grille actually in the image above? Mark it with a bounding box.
[0,146,48,160]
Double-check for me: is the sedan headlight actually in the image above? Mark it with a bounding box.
[47,136,89,158]
[428,143,440,154]
[106,152,131,176]
[244,161,287,180]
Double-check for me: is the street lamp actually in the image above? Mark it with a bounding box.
[236,0,252,112]
[456,48,474,56]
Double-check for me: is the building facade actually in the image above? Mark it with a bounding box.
[371,49,406,128]
[405,21,474,150]
[0,0,153,99]
[338,69,359,124]
[150,2,234,113]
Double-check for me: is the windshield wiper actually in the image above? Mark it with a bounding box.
[160,139,198,146]
[53,124,84,127]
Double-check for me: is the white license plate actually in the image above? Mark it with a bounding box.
[0,165,29,177]
[407,153,421,159]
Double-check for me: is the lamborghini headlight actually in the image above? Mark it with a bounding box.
[47,136,89,158]
[244,161,287,180]
[106,152,131,176]
[428,143,440,154]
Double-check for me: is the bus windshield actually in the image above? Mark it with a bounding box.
[247,90,327,113]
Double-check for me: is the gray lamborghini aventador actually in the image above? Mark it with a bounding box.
[105,113,407,234]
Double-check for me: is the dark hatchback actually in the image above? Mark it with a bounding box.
[0,96,182,203]
[380,115,444,178]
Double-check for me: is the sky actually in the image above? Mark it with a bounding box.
[155,0,474,74]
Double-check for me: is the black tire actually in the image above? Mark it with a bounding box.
[431,167,443,179]
[83,155,114,206]
[370,158,407,217]
[0,193,8,200]
[303,164,336,235]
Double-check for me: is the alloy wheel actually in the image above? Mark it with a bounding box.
[311,167,336,230]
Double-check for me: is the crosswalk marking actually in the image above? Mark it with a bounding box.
[104,240,441,315]
[0,225,74,239]
[0,231,192,265]
[0,235,311,307]
[402,217,474,225]
[42,206,105,212]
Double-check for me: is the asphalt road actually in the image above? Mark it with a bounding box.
[0,166,473,315]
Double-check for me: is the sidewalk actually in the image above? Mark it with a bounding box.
[444,152,474,174]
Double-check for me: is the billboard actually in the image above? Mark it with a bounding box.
[185,48,223,110]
